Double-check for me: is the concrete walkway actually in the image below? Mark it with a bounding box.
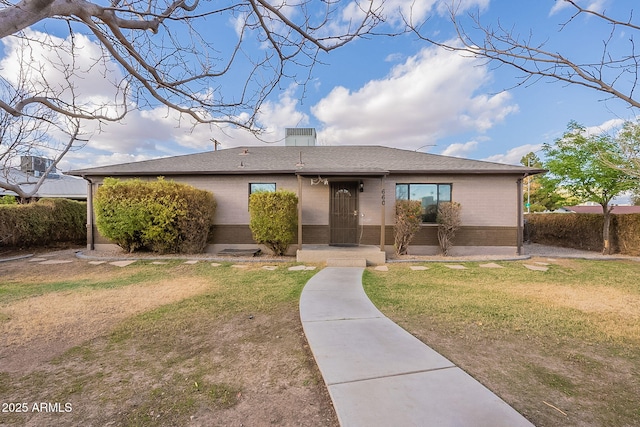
[300,267,535,427]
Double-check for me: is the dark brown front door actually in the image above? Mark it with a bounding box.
[330,181,359,246]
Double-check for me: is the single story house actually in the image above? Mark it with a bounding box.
[69,134,544,258]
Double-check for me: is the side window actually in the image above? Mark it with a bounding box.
[248,183,276,208]
[249,183,276,194]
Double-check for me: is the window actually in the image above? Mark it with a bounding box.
[395,183,452,223]
[249,183,276,209]
[249,183,276,194]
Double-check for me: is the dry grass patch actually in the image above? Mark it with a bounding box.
[1,277,213,373]
[364,258,640,427]
[0,257,336,427]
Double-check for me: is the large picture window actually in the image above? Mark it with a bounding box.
[395,183,452,223]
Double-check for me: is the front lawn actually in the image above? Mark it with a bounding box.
[364,258,640,427]
[0,258,336,427]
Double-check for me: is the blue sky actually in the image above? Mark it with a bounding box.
[1,0,638,171]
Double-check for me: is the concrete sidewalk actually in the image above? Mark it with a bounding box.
[300,267,535,427]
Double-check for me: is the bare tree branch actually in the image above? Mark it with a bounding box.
[408,0,640,109]
[0,0,384,198]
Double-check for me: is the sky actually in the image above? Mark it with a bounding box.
[1,0,639,173]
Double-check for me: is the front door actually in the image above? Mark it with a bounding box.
[330,181,359,246]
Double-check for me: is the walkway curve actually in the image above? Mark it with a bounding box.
[300,267,535,427]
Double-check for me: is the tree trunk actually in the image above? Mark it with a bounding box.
[602,203,612,255]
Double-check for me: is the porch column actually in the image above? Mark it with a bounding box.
[380,177,386,251]
[297,175,303,249]
[84,177,95,251]
[516,177,523,255]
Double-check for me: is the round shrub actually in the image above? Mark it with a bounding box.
[249,190,298,256]
[95,178,215,254]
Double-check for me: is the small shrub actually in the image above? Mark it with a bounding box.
[249,190,297,256]
[95,178,215,254]
[437,202,461,256]
[394,200,422,256]
[0,195,17,205]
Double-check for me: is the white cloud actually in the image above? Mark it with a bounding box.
[312,44,518,149]
[440,140,479,157]
[0,30,125,117]
[60,85,310,170]
[584,118,625,136]
[482,144,543,165]
[550,0,609,16]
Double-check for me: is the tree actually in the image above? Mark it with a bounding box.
[520,152,571,212]
[543,121,638,254]
[410,1,640,109]
[0,0,382,196]
[608,121,640,178]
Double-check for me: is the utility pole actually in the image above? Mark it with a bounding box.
[211,138,221,151]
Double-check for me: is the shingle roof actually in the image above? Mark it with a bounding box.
[69,146,544,177]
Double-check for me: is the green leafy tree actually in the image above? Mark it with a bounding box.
[249,190,298,256]
[543,121,638,254]
[606,121,640,179]
[520,152,571,212]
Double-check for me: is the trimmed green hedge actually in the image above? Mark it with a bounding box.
[0,198,87,247]
[615,215,640,256]
[525,213,640,255]
[249,190,298,256]
[95,178,215,254]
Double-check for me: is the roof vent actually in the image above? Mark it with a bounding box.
[285,128,316,146]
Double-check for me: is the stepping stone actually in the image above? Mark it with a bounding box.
[88,261,106,265]
[28,258,47,262]
[184,260,198,264]
[151,261,168,265]
[410,266,429,271]
[39,260,73,265]
[109,260,137,267]
[262,266,278,270]
[231,264,248,269]
[479,263,504,268]
[289,265,307,271]
[374,265,389,271]
[524,264,548,272]
[534,262,550,266]
[304,266,317,271]
[210,263,222,267]
[444,264,467,270]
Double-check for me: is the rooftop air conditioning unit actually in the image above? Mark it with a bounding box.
[285,128,316,146]
[20,156,55,176]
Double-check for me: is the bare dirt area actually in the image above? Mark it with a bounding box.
[1,276,212,373]
[0,252,338,427]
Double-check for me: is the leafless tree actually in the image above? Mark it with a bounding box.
[0,0,383,197]
[409,0,640,109]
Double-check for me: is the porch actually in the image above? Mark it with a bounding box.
[296,244,386,266]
